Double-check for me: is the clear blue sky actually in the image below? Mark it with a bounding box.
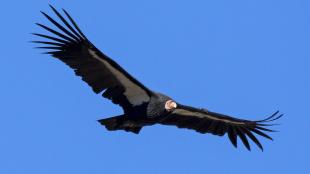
[1,0,309,173]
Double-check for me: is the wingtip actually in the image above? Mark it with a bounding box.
[231,141,237,148]
[31,33,40,36]
[62,8,70,17]
[48,4,55,9]
[49,4,60,15]
[40,11,49,18]
[257,111,283,123]
[243,143,251,151]
[35,23,43,27]
[35,23,46,29]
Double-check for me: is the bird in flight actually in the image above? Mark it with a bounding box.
[33,5,282,151]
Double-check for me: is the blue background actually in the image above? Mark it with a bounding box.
[1,0,309,173]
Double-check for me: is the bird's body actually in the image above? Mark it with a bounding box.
[99,92,175,133]
[33,5,282,151]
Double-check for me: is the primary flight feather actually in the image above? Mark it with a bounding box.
[33,5,282,151]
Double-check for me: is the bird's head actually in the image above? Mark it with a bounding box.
[165,100,177,112]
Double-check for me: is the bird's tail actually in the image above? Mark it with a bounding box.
[98,115,142,134]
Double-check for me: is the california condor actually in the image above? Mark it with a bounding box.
[33,5,282,151]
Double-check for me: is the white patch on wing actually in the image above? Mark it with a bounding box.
[89,49,150,105]
[173,108,246,125]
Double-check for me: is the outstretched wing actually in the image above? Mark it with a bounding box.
[33,5,152,112]
[160,104,282,151]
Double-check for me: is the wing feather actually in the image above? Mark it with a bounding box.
[33,5,152,112]
[235,127,251,151]
[160,104,282,151]
[227,126,238,148]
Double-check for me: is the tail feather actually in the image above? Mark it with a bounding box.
[98,115,142,134]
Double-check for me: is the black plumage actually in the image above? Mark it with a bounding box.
[33,5,282,151]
